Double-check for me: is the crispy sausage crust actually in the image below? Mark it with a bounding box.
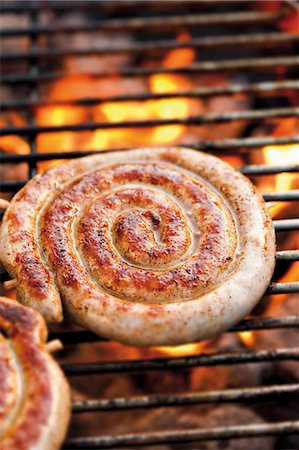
[0,148,276,345]
[0,296,71,450]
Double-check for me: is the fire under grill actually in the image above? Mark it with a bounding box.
[0,1,299,449]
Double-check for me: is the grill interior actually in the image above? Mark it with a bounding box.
[0,1,298,449]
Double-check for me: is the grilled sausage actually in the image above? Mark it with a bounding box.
[0,148,276,345]
[0,296,70,450]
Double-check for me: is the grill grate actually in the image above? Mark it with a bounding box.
[0,1,299,448]
[1,106,299,135]
[0,11,291,34]
[2,55,299,84]
[63,421,299,449]
[1,79,299,110]
[1,32,299,59]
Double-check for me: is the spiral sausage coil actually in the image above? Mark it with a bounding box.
[0,148,275,345]
[0,296,70,450]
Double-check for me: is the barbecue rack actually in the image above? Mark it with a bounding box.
[0,1,299,448]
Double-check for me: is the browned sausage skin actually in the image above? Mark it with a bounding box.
[0,296,70,450]
[0,148,276,346]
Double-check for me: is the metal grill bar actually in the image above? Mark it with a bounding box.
[62,348,299,376]
[63,421,299,448]
[2,107,298,137]
[196,136,299,150]
[50,316,299,345]
[276,250,299,261]
[263,190,299,201]
[3,56,299,85]
[240,164,299,175]
[0,0,288,9]
[2,32,298,61]
[267,282,299,294]
[1,80,299,111]
[274,220,299,232]
[0,0,245,11]
[232,316,299,331]
[0,181,34,192]
[72,384,299,413]
[1,12,291,37]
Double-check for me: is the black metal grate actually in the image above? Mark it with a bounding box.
[0,1,299,448]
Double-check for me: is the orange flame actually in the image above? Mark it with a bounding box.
[155,341,208,357]
[33,31,199,167]
[36,75,89,159]
[0,134,30,155]
[261,119,299,217]
[3,32,200,171]
[238,331,255,347]
[0,115,30,155]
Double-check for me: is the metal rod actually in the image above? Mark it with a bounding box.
[2,32,298,61]
[1,80,299,112]
[0,181,27,192]
[0,0,288,10]
[274,219,299,231]
[198,136,299,150]
[49,316,299,345]
[3,56,299,85]
[63,420,299,448]
[276,250,299,261]
[72,384,299,413]
[240,163,299,175]
[0,1,288,15]
[232,316,299,331]
[61,348,299,376]
[263,190,299,202]
[2,107,298,137]
[266,282,299,294]
[63,421,299,448]
[0,10,288,35]
[0,0,242,11]
[0,0,257,10]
